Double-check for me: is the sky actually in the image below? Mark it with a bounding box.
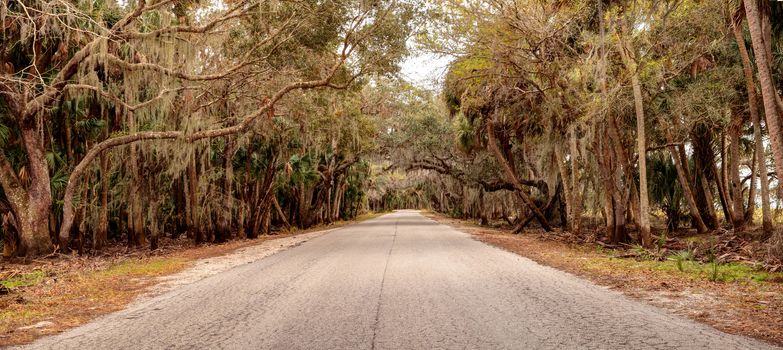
[399,52,454,91]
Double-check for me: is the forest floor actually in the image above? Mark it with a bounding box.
[425,212,783,346]
[0,213,383,346]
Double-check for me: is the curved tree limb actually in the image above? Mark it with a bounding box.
[484,118,552,232]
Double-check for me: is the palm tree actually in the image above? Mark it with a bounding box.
[743,0,783,205]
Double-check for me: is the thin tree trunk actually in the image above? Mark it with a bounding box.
[745,147,757,222]
[608,133,628,244]
[596,0,616,242]
[722,135,732,205]
[219,139,236,242]
[297,181,307,227]
[714,161,735,225]
[594,125,617,241]
[65,120,74,163]
[273,195,291,230]
[325,184,333,224]
[95,107,110,250]
[149,202,159,250]
[128,110,144,247]
[729,114,746,231]
[699,175,719,225]
[619,39,651,247]
[331,178,344,221]
[569,125,582,233]
[96,150,109,250]
[743,0,783,200]
[734,16,773,234]
[187,151,201,244]
[253,152,278,236]
[554,143,574,231]
[76,169,91,254]
[665,128,708,233]
[478,187,488,225]
[249,178,262,238]
[690,129,720,230]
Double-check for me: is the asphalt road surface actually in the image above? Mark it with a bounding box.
[23,210,777,349]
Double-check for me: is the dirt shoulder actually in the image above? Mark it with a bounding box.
[425,212,783,346]
[0,213,381,346]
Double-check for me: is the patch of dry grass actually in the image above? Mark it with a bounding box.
[0,257,188,345]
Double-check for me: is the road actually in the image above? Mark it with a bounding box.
[23,210,776,349]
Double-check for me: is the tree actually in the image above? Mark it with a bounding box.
[0,0,413,256]
[743,0,783,200]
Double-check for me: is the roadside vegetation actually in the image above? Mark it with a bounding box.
[1,0,415,258]
[374,0,783,271]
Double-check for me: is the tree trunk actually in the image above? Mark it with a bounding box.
[273,195,291,230]
[608,132,628,244]
[569,125,582,234]
[594,124,617,241]
[149,204,159,251]
[755,139,774,234]
[604,113,630,243]
[665,128,708,233]
[714,160,735,225]
[218,139,236,242]
[15,203,53,257]
[485,119,552,231]
[722,135,731,205]
[554,143,574,231]
[96,143,109,250]
[65,120,74,163]
[249,178,262,239]
[15,126,54,256]
[596,0,617,242]
[623,48,652,247]
[729,117,746,231]
[252,152,278,236]
[298,181,308,227]
[743,0,783,200]
[187,151,202,244]
[128,110,145,247]
[75,169,91,254]
[734,16,774,234]
[331,178,345,222]
[690,128,720,229]
[478,187,489,226]
[745,147,757,223]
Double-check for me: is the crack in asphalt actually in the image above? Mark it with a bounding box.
[370,218,398,350]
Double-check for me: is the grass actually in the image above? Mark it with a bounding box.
[98,258,188,278]
[1,271,46,290]
[580,251,780,284]
[354,211,387,221]
[0,257,192,345]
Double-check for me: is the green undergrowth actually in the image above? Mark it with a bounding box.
[0,270,46,290]
[583,251,781,284]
